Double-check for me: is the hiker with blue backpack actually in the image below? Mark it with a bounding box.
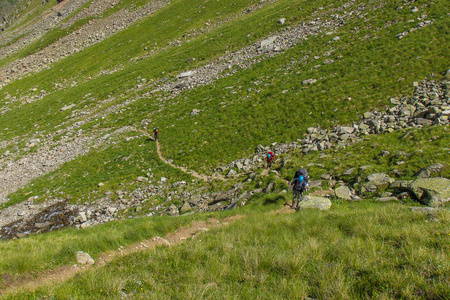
[289,168,309,210]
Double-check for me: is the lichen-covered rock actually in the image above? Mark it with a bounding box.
[390,177,450,206]
[76,251,95,265]
[299,196,332,210]
[360,173,395,194]
[334,186,351,200]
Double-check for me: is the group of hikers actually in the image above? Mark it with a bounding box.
[151,126,308,210]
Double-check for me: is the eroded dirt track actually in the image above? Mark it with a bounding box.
[1,215,244,295]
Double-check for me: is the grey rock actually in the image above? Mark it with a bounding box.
[189,194,201,205]
[76,211,87,223]
[277,18,286,25]
[414,163,447,178]
[363,112,374,119]
[367,173,395,186]
[137,176,148,182]
[299,196,332,210]
[334,186,351,200]
[390,177,450,206]
[380,150,390,157]
[416,118,433,125]
[306,127,318,134]
[179,201,192,213]
[226,169,236,177]
[76,251,95,265]
[260,36,278,48]
[263,182,274,193]
[337,126,354,135]
[168,204,178,216]
[191,109,200,116]
[302,78,317,85]
[106,207,117,216]
[178,71,195,78]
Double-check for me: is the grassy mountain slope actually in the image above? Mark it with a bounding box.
[0,0,449,297]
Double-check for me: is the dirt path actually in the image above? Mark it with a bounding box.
[131,127,226,182]
[1,215,244,295]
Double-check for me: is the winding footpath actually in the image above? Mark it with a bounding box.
[131,127,227,182]
[1,216,244,295]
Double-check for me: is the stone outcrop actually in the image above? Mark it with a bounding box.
[390,177,450,206]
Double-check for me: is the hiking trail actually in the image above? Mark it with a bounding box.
[131,128,227,182]
[1,215,244,295]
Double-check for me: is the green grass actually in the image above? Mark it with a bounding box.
[0,0,449,297]
[3,200,449,299]
[2,132,195,209]
[279,125,450,184]
[0,209,234,281]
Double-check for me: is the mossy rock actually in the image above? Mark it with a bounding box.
[390,177,450,207]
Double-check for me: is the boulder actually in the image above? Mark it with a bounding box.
[367,173,395,187]
[189,194,202,205]
[334,186,351,200]
[298,196,332,210]
[360,173,395,194]
[337,126,354,135]
[416,118,433,125]
[390,177,450,206]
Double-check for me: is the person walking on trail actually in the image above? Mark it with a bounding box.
[153,127,159,140]
[289,168,309,210]
[266,151,275,168]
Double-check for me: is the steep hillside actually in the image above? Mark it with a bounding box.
[0,0,449,276]
[0,0,449,231]
[0,0,449,297]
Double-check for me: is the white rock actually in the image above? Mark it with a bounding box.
[76,251,95,265]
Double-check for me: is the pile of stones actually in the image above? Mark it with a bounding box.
[220,79,449,174]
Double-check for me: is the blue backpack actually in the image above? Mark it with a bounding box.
[293,168,309,191]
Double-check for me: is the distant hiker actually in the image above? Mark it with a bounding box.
[289,168,309,210]
[266,151,275,168]
[153,127,159,140]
